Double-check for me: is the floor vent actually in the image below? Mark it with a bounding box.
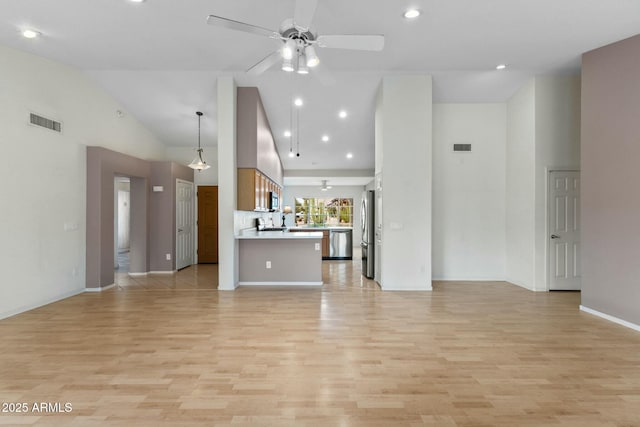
[453,143,471,152]
[30,113,62,133]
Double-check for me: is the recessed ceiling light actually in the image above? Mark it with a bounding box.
[346,153,353,159]
[294,98,303,107]
[403,9,421,19]
[22,29,41,39]
[339,110,347,119]
[496,64,507,70]
[129,0,146,3]
[284,130,291,137]
[322,135,329,142]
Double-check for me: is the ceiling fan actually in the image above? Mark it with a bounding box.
[206,0,384,75]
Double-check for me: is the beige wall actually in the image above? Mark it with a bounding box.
[581,34,640,326]
[0,44,166,318]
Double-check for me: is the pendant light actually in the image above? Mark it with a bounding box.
[188,111,211,171]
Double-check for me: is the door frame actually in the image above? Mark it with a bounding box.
[546,167,580,291]
[175,179,195,271]
[196,185,219,264]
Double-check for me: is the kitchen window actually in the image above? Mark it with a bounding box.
[294,197,353,227]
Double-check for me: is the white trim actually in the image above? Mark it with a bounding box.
[580,305,640,332]
[84,283,116,293]
[0,288,84,320]
[380,285,433,291]
[237,281,323,286]
[149,270,177,275]
[504,277,538,292]
[128,272,147,277]
[432,276,506,282]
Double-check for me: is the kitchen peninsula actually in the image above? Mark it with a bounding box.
[236,230,323,286]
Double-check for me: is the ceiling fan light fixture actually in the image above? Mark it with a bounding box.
[305,45,320,67]
[282,38,296,60]
[297,52,309,74]
[282,56,295,72]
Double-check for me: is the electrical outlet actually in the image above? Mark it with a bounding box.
[166,253,171,261]
[266,261,272,269]
[315,243,320,251]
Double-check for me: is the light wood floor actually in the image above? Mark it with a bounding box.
[1,260,639,426]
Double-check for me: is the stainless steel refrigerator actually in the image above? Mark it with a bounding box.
[361,190,375,279]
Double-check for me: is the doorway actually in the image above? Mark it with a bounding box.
[548,170,581,290]
[114,177,131,273]
[197,186,219,263]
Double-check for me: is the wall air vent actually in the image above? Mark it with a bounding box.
[29,113,62,133]
[453,143,472,152]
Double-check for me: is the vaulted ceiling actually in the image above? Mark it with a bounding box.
[1,0,639,172]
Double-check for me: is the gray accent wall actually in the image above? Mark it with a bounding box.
[86,147,194,289]
[238,239,322,283]
[581,34,640,326]
[236,86,284,185]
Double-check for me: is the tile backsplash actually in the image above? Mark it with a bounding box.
[234,211,279,234]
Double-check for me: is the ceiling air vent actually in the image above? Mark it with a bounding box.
[453,143,471,152]
[30,113,62,133]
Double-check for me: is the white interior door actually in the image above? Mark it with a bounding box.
[549,171,581,290]
[176,180,194,270]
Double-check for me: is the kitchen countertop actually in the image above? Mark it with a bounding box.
[236,230,323,240]
[289,226,353,230]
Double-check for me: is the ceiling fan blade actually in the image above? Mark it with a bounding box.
[316,35,385,51]
[246,50,283,75]
[206,15,280,39]
[293,0,318,30]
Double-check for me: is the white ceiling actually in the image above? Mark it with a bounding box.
[2,0,639,174]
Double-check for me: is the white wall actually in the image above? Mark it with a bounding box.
[505,75,581,291]
[216,77,238,291]
[165,146,218,186]
[282,185,365,247]
[0,44,166,319]
[377,76,432,291]
[533,75,581,290]
[432,104,507,280]
[505,80,536,290]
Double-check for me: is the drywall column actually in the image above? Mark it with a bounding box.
[581,34,640,327]
[376,76,432,291]
[505,80,536,290]
[129,177,148,275]
[217,77,238,290]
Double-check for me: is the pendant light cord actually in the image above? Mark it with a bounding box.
[196,111,203,151]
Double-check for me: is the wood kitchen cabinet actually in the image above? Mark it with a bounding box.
[238,168,282,212]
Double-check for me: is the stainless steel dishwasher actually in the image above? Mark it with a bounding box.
[329,229,353,260]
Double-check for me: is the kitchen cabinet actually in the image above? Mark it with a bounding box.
[238,168,282,212]
[289,228,330,259]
